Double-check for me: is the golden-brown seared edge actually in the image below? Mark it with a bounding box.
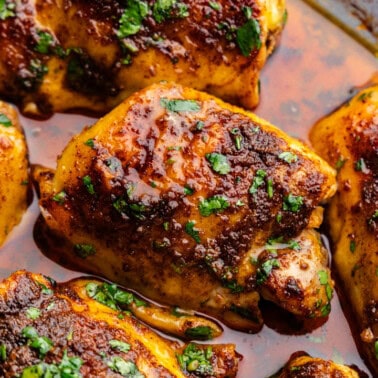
[0,101,28,246]
[310,85,378,374]
[0,270,239,377]
[0,0,286,116]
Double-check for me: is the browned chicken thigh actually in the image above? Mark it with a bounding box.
[0,0,286,117]
[311,85,378,375]
[0,270,239,378]
[35,82,337,332]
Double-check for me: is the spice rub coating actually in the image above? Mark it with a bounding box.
[36,82,337,332]
[0,0,286,116]
[0,270,239,377]
[311,85,378,375]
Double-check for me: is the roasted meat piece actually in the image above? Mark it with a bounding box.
[0,270,239,377]
[35,82,337,332]
[0,0,286,117]
[0,101,28,246]
[311,85,378,375]
[271,352,360,378]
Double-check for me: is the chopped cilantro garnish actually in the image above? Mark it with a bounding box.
[185,326,213,340]
[52,191,66,205]
[350,240,356,253]
[163,221,169,231]
[160,98,201,113]
[283,194,303,212]
[357,91,372,102]
[86,282,146,311]
[0,344,6,362]
[109,340,131,353]
[153,0,189,23]
[256,259,280,285]
[117,0,148,38]
[236,18,261,56]
[35,30,54,54]
[223,280,244,294]
[84,138,95,148]
[249,169,266,194]
[184,185,194,195]
[278,151,298,164]
[199,195,229,216]
[21,350,83,378]
[355,158,368,172]
[335,156,347,171]
[82,175,95,195]
[177,344,213,375]
[22,326,53,358]
[276,213,282,223]
[0,113,12,127]
[74,243,96,258]
[107,356,143,377]
[206,152,231,175]
[185,221,201,243]
[267,179,274,198]
[0,0,15,20]
[209,2,221,11]
[318,270,328,285]
[375,340,378,361]
[195,120,205,130]
[26,307,41,320]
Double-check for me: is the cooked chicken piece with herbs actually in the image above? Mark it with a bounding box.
[0,270,239,378]
[0,101,28,246]
[311,85,378,375]
[35,82,337,332]
[271,352,360,378]
[0,0,286,117]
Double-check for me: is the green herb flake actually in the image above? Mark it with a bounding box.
[318,270,328,285]
[205,152,231,175]
[0,113,12,127]
[335,156,347,171]
[0,344,6,362]
[153,0,189,23]
[209,1,221,11]
[82,175,95,195]
[223,280,244,294]
[185,221,201,243]
[249,169,266,194]
[184,185,194,196]
[357,91,372,102]
[199,195,229,217]
[236,18,261,57]
[163,221,169,231]
[375,340,378,360]
[283,193,303,212]
[35,30,54,54]
[242,6,252,19]
[0,0,15,20]
[267,179,274,198]
[22,326,53,358]
[117,0,149,38]
[107,356,144,377]
[349,240,356,253]
[354,157,368,172]
[86,282,146,311]
[74,243,96,259]
[36,281,53,295]
[84,138,95,148]
[52,191,66,205]
[66,329,74,341]
[177,344,213,375]
[26,307,41,320]
[256,259,280,285]
[278,151,298,164]
[185,326,213,340]
[236,199,244,207]
[196,120,205,131]
[160,98,201,113]
[109,340,131,353]
[234,134,243,150]
[276,213,282,223]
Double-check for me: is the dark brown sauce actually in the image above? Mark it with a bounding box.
[0,0,377,376]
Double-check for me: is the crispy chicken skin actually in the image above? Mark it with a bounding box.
[310,85,378,374]
[272,352,360,378]
[0,270,239,378]
[0,0,286,117]
[0,101,28,246]
[35,82,337,332]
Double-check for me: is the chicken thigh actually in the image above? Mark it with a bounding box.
[311,84,378,374]
[35,82,337,332]
[0,101,28,246]
[0,270,239,377]
[0,0,286,117]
